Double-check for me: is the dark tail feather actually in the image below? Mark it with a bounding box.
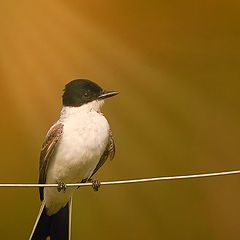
[30,201,71,240]
[49,203,69,240]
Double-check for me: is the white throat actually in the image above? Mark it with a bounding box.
[60,100,104,121]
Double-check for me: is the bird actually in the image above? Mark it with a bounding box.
[29,79,118,240]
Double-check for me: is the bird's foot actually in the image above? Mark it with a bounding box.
[88,179,101,191]
[57,181,67,192]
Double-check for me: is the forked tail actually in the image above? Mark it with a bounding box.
[29,198,72,240]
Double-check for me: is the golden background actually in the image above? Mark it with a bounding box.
[0,1,240,239]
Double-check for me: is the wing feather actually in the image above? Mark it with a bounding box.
[39,122,63,200]
[89,129,115,179]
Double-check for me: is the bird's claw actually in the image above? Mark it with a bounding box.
[91,179,101,191]
[78,178,101,191]
[57,181,67,192]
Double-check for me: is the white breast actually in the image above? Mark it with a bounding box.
[44,101,110,215]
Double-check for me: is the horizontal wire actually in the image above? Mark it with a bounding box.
[0,169,240,188]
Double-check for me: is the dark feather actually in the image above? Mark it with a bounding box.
[39,122,63,200]
[30,202,69,240]
[90,129,115,179]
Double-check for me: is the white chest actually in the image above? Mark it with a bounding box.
[44,102,111,215]
[46,106,110,183]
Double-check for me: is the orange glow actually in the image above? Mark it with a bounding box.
[0,1,240,239]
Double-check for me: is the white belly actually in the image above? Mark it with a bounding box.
[44,108,110,215]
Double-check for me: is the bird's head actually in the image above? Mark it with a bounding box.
[62,79,118,107]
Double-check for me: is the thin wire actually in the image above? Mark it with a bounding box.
[0,169,240,188]
[68,197,73,240]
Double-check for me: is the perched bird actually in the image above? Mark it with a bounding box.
[30,79,118,240]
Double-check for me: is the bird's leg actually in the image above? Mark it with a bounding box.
[57,181,67,192]
[88,179,101,191]
[78,178,101,191]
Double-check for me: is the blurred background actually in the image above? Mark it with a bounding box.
[0,1,239,239]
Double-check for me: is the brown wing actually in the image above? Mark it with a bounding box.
[39,122,63,200]
[89,129,115,179]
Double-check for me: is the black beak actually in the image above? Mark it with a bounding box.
[98,90,119,100]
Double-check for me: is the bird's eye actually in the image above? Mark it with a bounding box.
[83,91,90,98]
